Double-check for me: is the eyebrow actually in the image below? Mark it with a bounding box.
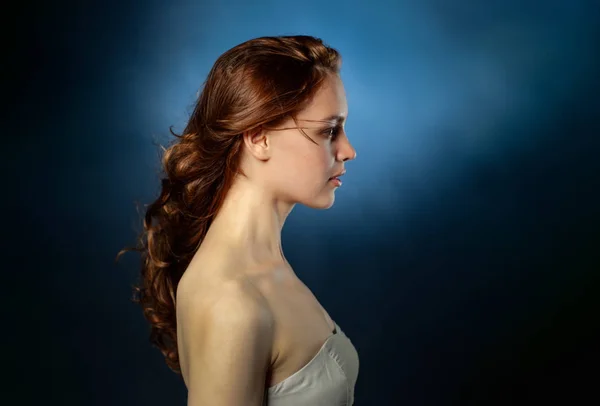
[321,114,346,124]
[298,114,346,125]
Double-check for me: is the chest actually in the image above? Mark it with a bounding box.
[252,269,337,388]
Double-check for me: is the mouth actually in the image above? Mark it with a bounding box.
[329,177,343,187]
[329,170,346,180]
[328,170,345,187]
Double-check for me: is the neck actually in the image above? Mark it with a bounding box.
[203,174,294,267]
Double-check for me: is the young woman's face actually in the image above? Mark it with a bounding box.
[267,74,357,209]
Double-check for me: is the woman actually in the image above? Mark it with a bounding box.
[118,35,359,405]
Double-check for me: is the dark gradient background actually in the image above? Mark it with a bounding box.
[5,0,599,405]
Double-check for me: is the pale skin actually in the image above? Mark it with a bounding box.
[175,72,357,406]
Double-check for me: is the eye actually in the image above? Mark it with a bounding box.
[321,125,342,139]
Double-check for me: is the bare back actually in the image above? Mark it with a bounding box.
[176,244,338,392]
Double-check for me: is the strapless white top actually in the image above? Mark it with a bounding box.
[262,321,360,405]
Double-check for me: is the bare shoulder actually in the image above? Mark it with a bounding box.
[205,277,275,330]
[178,275,275,406]
[177,267,274,327]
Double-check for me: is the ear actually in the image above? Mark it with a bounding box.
[242,126,271,161]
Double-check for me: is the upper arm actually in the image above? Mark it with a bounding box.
[184,282,274,406]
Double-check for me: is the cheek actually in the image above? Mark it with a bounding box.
[298,147,331,177]
[271,142,332,189]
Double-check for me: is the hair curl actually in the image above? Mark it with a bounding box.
[115,35,342,374]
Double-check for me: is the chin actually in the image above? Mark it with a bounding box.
[303,192,336,210]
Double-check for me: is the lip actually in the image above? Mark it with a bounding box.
[329,177,342,187]
[329,170,346,180]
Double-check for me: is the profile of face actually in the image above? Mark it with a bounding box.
[242,73,357,209]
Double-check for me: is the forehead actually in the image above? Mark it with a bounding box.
[296,74,348,123]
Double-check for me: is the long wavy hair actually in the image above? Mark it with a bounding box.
[116,35,342,374]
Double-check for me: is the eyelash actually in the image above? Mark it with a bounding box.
[322,125,342,139]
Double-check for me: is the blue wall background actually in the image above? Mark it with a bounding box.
[6,0,599,404]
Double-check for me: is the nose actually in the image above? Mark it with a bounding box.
[337,134,357,162]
